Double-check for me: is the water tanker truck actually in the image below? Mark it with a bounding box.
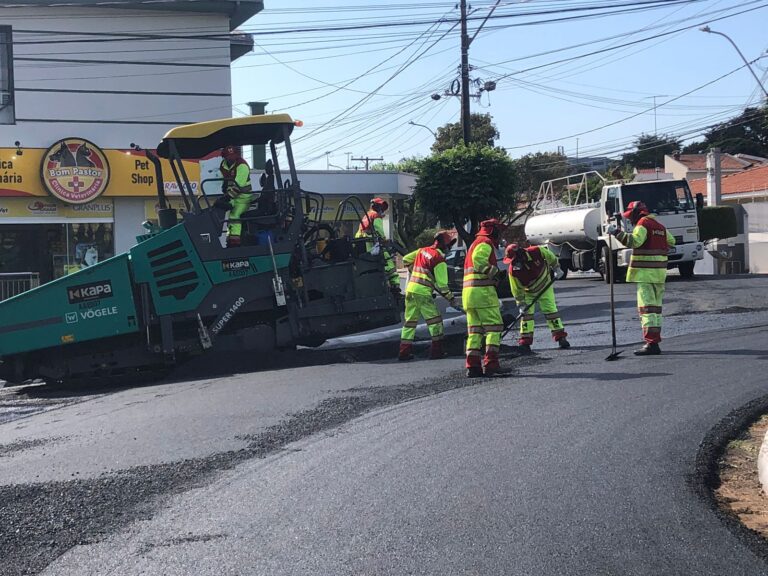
[524,172,705,281]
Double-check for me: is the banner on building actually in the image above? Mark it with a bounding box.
[0,197,113,220]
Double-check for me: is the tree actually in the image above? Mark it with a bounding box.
[682,104,768,156]
[513,151,572,195]
[622,133,681,169]
[431,113,500,153]
[371,156,424,174]
[415,144,518,245]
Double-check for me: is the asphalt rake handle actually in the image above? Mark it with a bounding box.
[501,275,557,340]
[606,216,623,361]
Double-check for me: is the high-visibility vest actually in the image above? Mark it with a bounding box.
[617,215,673,283]
[510,246,551,294]
[462,235,500,309]
[356,209,382,238]
[405,246,452,298]
[220,158,252,196]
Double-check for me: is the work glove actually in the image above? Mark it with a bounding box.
[518,305,527,317]
[553,266,564,280]
[606,224,618,236]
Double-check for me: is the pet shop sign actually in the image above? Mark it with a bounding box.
[41,138,110,204]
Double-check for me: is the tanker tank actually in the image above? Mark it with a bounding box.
[524,207,601,250]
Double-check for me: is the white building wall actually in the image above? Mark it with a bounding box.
[2,6,232,149]
[113,197,147,254]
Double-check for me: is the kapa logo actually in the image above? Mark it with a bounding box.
[67,280,113,304]
[222,259,251,273]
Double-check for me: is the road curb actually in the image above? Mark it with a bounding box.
[758,428,768,497]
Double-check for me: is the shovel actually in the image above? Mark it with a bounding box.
[606,214,623,361]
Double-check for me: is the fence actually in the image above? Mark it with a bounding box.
[0,273,40,301]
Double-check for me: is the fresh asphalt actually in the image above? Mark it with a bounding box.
[0,275,767,575]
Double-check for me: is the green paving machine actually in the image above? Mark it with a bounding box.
[0,114,400,385]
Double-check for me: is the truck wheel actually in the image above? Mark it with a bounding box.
[678,261,695,279]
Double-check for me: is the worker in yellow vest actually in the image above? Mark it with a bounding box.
[355,197,400,292]
[463,219,506,377]
[399,231,458,361]
[220,145,253,248]
[607,200,676,355]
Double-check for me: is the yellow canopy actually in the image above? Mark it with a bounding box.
[157,114,296,159]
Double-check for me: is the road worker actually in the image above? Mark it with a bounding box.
[398,231,458,361]
[503,243,570,352]
[355,197,400,292]
[463,219,506,378]
[607,200,676,355]
[220,145,253,248]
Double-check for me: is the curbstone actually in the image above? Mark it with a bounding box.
[759,428,768,497]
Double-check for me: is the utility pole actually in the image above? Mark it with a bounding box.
[460,0,471,145]
[352,156,383,170]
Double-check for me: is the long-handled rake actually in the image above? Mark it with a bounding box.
[606,215,623,361]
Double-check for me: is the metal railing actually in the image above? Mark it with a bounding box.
[0,272,40,301]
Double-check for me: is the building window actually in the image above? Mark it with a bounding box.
[0,27,14,125]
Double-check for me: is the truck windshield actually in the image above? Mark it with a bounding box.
[621,181,694,214]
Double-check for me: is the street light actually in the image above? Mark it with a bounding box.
[699,26,768,99]
[408,120,437,138]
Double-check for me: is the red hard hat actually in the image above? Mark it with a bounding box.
[503,243,522,264]
[433,230,456,250]
[371,197,389,211]
[222,145,240,161]
[478,218,504,237]
[622,200,649,221]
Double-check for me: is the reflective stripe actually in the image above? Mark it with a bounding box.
[425,316,443,326]
[485,324,504,332]
[468,326,486,334]
[486,344,500,353]
[633,248,668,256]
[463,279,496,287]
[544,312,560,320]
[467,349,483,356]
[465,267,476,273]
[630,260,667,269]
[522,314,534,321]
[413,266,432,274]
[410,276,434,289]
[638,306,662,314]
[404,321,418,328]
[524,268,551,293]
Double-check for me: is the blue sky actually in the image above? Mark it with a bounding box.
[231,1,768,170]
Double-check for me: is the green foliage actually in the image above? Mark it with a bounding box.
[431,113,500,153]
[698,205,737,242]
[413,227,440,249]
[512,151,571,194]
[622,133,682,169]
[372,156,425,175]
[682,104,768,157]
[415,144,518,244]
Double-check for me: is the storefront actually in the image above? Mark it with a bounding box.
[0,138,200,283]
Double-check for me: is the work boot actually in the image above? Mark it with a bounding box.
[398,342,414,361]
[429,340,445,360]
[483,365,512,377]
[517,343,532,354]
[558,338,571,350]
[634,342,661,356]
[466,366,483,378]
[226,235,241,248]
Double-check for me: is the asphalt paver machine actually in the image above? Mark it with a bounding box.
[0,114,400,384]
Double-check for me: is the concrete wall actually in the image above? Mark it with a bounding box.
[743,201,768,273]
[2,6,232,149]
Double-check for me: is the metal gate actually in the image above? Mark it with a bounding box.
[0,273,40,301]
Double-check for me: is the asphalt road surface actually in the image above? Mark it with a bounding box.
[2,275,768,575]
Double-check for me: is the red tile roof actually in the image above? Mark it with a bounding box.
[689,164,768,196]
[670,153,751,171]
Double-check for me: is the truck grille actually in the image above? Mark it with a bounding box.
[147,239,199,300]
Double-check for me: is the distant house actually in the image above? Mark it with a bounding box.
[568,156,611,172]
[664,153,763,181]
[689,165,768,273]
